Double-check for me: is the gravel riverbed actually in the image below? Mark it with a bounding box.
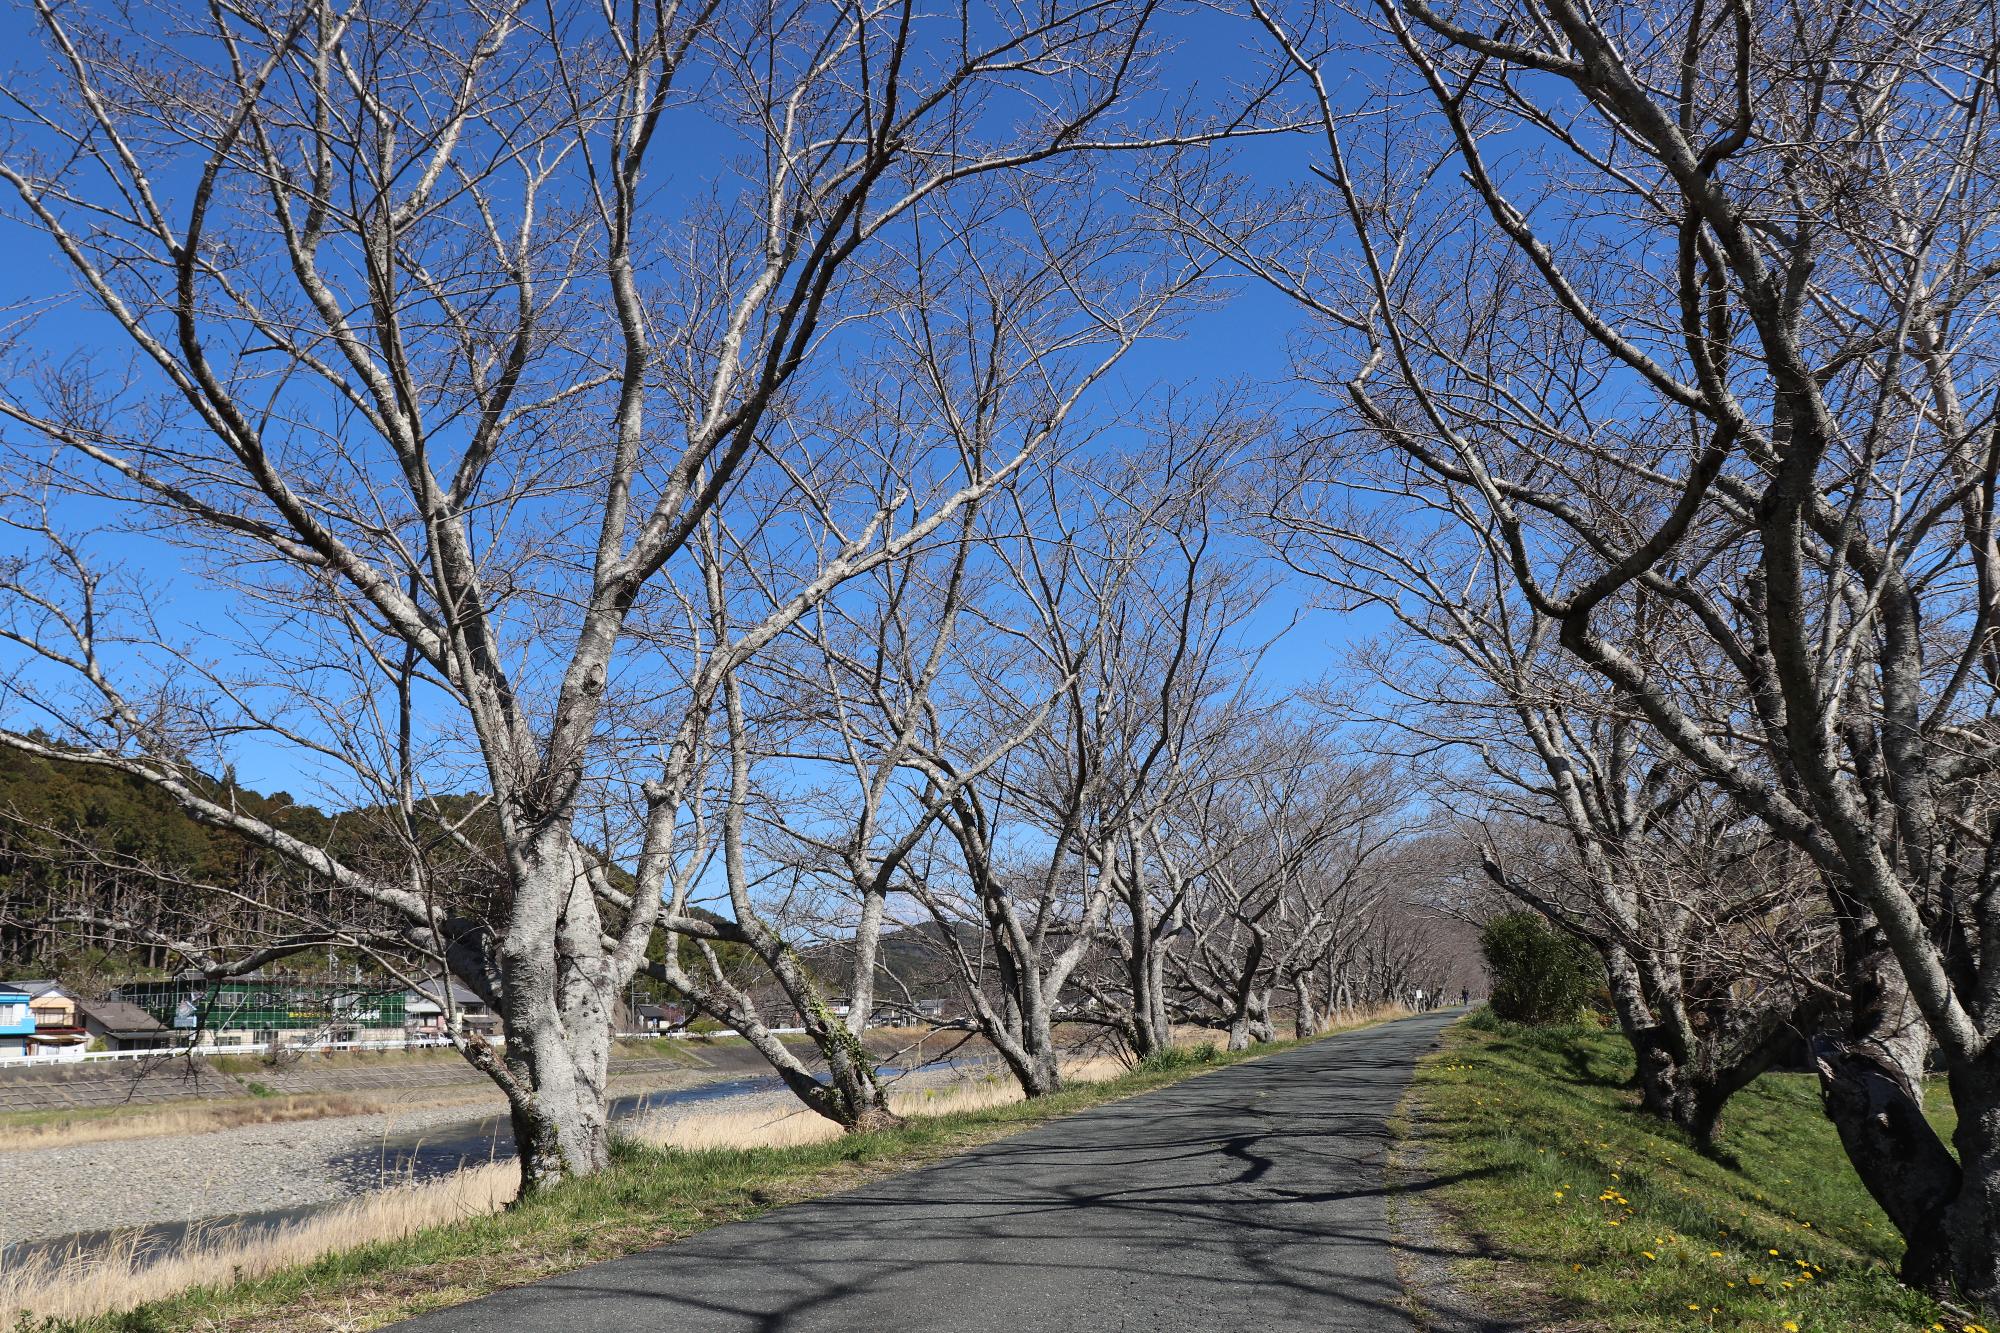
[0,1069,722,1249]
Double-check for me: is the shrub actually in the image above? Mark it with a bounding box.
[1137,1042,1221,1074]
[1479,911,1600,1025]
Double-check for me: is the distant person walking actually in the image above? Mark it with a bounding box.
[1460,988,1470,1007]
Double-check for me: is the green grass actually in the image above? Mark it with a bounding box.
[36,1028,1361,1333]
[1405,1011,1958,1332]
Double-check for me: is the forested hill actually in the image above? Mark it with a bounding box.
[0,747,683,990]
[0,744,339,972]
[0,745,377,978]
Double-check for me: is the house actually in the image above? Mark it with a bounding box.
[74,996,172,1052]
[17,980,75,1028]
[402,977,499,1039]
[632,1002,687,1034]
[113,975,408,1046]
[14,980,89,1061]
[0,983,33,1058]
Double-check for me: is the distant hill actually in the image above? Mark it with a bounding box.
[0,745,510,984]
[802,919,989,1003]
[0,744,336,975]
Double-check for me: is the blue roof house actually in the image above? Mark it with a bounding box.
[0,983,34,1058]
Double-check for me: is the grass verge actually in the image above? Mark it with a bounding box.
[1403,1010,1955,1333]
[13,1009,1405,1333]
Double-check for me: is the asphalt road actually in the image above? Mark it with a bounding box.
[393,1010,1459,1333]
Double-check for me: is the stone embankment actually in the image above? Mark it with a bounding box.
[0,1058,249,1113]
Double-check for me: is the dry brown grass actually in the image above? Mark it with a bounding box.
[0,1093,390,1152]
[628,1055,1128,1152]
[0,1161,520,1328]
[0,1062,1131,1326]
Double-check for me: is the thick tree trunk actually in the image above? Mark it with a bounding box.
[1226,1012,1251,1052]
[1223,931,1269,1053]
[1293,974,1321,1039]
[491,842,617,1193]
[992,1007,1063,1096]
[1241,989,1275,1047]
[500,1038,612,1193]
[805,996,901,1131]
[1125,884,1174,1060]
[1815,1036,1959,1292]
[1944,1060,2000,1307]
[1595,945,1687,1126]
[1811,911,1963,1294]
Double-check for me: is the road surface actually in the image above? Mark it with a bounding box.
[393,1010,1459,1332]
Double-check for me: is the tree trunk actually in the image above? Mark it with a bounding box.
[806,995,901,1131]
[1293,974,1321,1039]
[493,843,616,1193]
[1125,883,1174,1060]
[1815,1036,1959,1292]
[1944,1059,2000,1308]
[1812,910,1960,1294]
[1247,988,1275,1045]
[992,1006,1063,1096]
[1598,944,1689,1125]
[1226,1012,1251,1052]
[499,1035,612,1194]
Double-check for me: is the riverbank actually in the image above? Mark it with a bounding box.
[1394,1010,1953,1332]
[0,1062,736,1251]
[0,1045,1225,1331]
[1,1009,1411,1331]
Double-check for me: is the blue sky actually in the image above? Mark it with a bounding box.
[0,0,1382,802]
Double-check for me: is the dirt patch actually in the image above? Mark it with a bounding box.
[1388,1095,1535,1332]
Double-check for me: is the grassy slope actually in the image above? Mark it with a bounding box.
[45,1040,1307,1333]
[1405,1011,1958,1333]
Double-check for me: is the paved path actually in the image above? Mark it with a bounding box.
[394,1011,1458,1333]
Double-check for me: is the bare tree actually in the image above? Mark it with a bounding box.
[0,0,1202,1191]
[1222,0,2000,1298]
[1145,716,1402,1049]
[1273,488,1831,1142]
[646,193,1188,1127]
[879,422,1258,1090]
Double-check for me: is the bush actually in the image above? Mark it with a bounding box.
[1479,911,1601,1025]
[1137,1042,1221,1074]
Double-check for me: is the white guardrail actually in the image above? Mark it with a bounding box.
[0,1025,811,1069]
